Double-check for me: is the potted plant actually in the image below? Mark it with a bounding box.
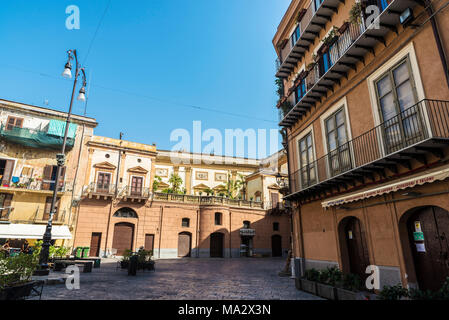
[0,252,39,300]
[349,1,363,26]
[339,21,349,34]
[120,249,132,269]
[335,273,365,300]
[300,268,320,295]
[321,26,339,53]
[378,284,409,300]
[316,267,341,300]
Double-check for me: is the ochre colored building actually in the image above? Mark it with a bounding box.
[273,0,449,291]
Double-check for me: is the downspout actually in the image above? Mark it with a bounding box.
[158,206,164,259]
[425,0,449,88]
[103,201,114,257]
[196,208,200,258]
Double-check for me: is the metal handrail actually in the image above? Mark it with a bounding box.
[289,99,449,194]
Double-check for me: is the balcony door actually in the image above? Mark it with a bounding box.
[325,108,352,177]
[97,172,111,193]
[131,176,143,196]
[375,57,422,154]
[299,133,316,188]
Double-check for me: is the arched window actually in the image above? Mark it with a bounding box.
[215,212,222,226]
[243,221,251,229]
[113,207,138,218]
[182,218,190,228]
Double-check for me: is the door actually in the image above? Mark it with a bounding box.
[271,193,279,209]
[210,233,224,258]
[272,235,283,257]
[131,176,143,196]
[145,234,155,252]
[42,165,66,191]
[112,222,134,256]
[97,172,111,193]
[89,233,102,257]
[407,206,449,291]
[375,57,422,154]
[178,232,192,258]
[345,218,370,282]
[0,160,15,186]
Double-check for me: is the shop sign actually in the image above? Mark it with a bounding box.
[413,232,424,241]
[240,229,256,236]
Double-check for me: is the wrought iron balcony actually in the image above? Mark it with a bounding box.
[83,182,118,196]
[123,186,151,199]
[0,124,75,150]
[286,99,449,199]
[276,0,343,78]
[279,0,422,126]
[0,179,72,193]
[152,193,264,209]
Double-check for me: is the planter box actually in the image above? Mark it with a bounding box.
[316,283,337,300]
[294,278,302,290]
[0,281,35,301]
[300,279,317,295]
[335,287,366,300]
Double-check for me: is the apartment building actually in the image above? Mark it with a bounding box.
[273,0,449,291]
[0,99,97,248]
[73,137,290,259]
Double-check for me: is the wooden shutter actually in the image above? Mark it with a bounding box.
[42,165,53,190]
[43,197,60,221]
[2,160,15,186]
[0,194,13,219]
[58,166,66,190]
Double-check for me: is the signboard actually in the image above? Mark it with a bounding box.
[415,221,422,232]
[416,243,426,253]
[240,229,256,236]
[413,232,424,241]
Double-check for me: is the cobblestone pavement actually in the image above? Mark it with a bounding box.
[40,258,322,300]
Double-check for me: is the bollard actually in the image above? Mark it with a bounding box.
[128,254,138,276]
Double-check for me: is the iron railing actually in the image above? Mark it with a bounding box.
[123,186,151,198]
[1,179,72,193]
[84,182,117,195]
[289,99,449,194]
[152,193,264,208]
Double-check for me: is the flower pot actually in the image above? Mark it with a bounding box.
[335,287,366,300]
[339,22,349,34]
[316,283,337,300]
[0,281,35,301]
[300,279,317,295]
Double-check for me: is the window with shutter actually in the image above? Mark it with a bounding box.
[1,160,15,186]
[43,196,60,221]
[0,193,13,219]
[5,116,24,131]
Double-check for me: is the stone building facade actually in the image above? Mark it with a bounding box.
[273,0,449,291]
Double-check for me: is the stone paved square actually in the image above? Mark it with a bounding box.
[40,258,322,300]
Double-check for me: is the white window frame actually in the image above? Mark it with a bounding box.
[295,124,318,189]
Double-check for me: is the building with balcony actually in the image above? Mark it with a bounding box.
[73,136,290,259]
[273,0,449,291]
[0,99,97,248]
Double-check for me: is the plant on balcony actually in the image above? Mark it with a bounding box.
[221,174,244,199]
[161,173,184,195]
[275,78,284,99]
[321,26,340,49]
[296,9,306,23]
[279,100,293,118]
[349,1,363,25]
[152,175,162,192]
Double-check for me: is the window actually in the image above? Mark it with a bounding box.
[375,57,421,153]
[243,221,251,229]
[273,222,280,232]
[5,116,23,131]
[182,218,190,228]
[325,108,352,176]
[97,172,112,192]
[0,193,13,219]
[43,196,61,221]
[254,191,262,202]
[290,24,301,47]
[295,79,307,104]
[314,0,324,11]
[271,193,279,209]
[215,212,222,226]
[113,207,138,218]
[298,133,316,188]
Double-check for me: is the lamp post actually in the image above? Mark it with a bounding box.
[36,50,87,276]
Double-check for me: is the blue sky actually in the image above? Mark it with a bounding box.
[0,0,290,157]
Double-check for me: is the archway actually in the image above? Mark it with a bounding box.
[113,207,138,218]
[272,235,282,257]
[338,216,370,282]
[210,232,224,258]
[112,222,135,255]
[178,232,192,258]
[400,206,449,291]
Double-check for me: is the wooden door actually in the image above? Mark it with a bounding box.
[210,233,224,258]
[112,223,134,256]
[178,233,191,257]
[1,160,14,186]
[131,176,143,196]
[408,207,449,291]
[89,233,102,257]
[145,234,155,252]
[97,173,111,193]
[272,235,282,257]
[345,218,370,282]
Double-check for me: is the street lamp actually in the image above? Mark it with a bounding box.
[35,49,87,276]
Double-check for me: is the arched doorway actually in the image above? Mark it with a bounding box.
[338,217,370,282]
[112,222,135,255]
[210,232,224,258]
[272,235,282,257]
[178,232,192,258]
[403,206,449,291]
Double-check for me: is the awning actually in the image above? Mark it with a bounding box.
[322,167,449,209]
[0,224,72,240]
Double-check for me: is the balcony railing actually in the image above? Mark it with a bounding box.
[279,0,421,126]
[0,179,72,193]
[0,124,75,150]
[33,208,67,224]
[288,99,449,197]
[152,193,265,209]
[123,186,151,199]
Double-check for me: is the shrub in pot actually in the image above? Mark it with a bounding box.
[120,249,132,269]
[335,273,364,300]
[316,267,341,300]
[378,284,409,300]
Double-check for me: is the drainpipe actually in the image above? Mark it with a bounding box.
[196,208,200,258]
[115,132,124,197]
[158,206,164,259]
[103,201,114,257]
[425,0,449,88]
